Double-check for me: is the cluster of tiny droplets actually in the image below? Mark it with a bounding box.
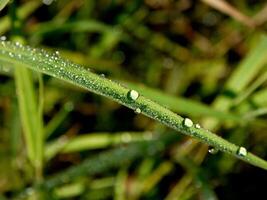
[0,40,89,76]
[0,40,135,107]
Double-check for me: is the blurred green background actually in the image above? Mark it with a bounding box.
[0,0,267,199]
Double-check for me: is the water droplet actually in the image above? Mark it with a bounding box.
[55,50,60,55]
[128,90,139,101]
[208,148,218,154]
[135,108,141,114]
[0,36,6,41]
[237,146,247,157]
[9,52,13,57]
[195,123,201,129]
[43,0,54,5]
[183,118,193,127]
[100,73,105,78]
[15,41,21,47]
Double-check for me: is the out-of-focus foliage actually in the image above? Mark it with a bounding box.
[0,0,267,199]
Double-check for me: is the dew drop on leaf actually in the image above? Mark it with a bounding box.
[135,108,141,114]
[128,90,139,101]
[237,146,247,157]
[183,118,193,127]
[195,123,201,129]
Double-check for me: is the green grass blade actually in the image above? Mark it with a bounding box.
[226,35,267,94]
[233,70,267,105]
[0,40,266,170]
[0,0,9,11]
[0,0,41,34]
[205,34,267,129]
[42,133,179,190]
[251,88,267,106]
[45,102,74,138]
[30,20,112,43]
[14,67,36,165]
[45,131,153,160]
[14,66,43,178]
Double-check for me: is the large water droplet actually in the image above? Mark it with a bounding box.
[237,146,247,157]
[135,108,141,114]
[127,90,139,101]
[183,118,193,127]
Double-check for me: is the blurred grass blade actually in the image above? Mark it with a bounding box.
[205,34,267,128]
[30,20,112,43]
[233,70,267,105]
[45,132,152,160]
[141,161,173,193]
[45,102,74,138]
[41,133,179,190]
[201,0,255,27]
[0,0,9,11]
[14,66,44,178]
[54,181,85,199]
[226,35,267,94]
[14,67,36,164]
[0,0,41,34]
[251,88,267,106]
[115,168,127,200]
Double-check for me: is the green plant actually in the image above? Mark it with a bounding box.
[2,1,267,199]
[0,40,266,170]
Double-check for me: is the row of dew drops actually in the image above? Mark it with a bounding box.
[127,89,248,158]
[0,37,248,158]
[182,117,247,157]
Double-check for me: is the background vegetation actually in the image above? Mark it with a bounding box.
[0,0,267,199]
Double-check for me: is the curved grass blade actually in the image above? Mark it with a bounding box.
[0,40,266,170]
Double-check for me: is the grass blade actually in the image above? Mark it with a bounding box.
[14,66,43,179]
[0,0,10,11]
[0,40,266,170]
